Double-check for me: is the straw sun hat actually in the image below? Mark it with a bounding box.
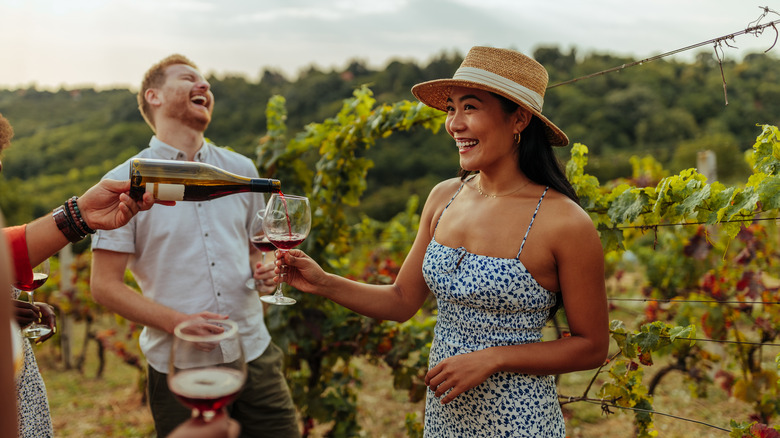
[411,46,569,146]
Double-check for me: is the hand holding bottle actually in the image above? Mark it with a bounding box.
[79,179,164,230]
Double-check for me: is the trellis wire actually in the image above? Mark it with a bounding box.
[609,298,780,305]
[547,6,780,95]
[575,399,732,433]
[609,216,779,231]
[353,216,780,247]
[549,321,780,347]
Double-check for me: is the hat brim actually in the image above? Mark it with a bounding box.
[412,79,569,147]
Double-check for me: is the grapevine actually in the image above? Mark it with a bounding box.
[254,88,780,436]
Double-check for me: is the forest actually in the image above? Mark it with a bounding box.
[1,45,778,228]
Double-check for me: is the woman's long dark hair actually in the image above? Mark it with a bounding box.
[458,93,577,320]
[459,93,579,205]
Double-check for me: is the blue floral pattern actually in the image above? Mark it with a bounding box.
[421,183,565,437]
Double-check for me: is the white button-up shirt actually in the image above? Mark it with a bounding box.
[92,137,269,372]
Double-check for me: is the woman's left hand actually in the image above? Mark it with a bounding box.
[425,349,494,404]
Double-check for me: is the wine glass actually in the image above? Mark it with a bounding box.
[246,210,276,291]
[169,319,246,422]
[260,194,311,306]
[16,259,52,339]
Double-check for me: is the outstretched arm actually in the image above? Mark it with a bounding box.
[24,179,160,267]
[277,180,456,322]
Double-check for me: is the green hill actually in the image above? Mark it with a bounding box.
[1,46,777,227]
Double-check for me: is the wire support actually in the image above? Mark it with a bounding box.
[548,8,780,91]
[609,298,780,305]
[574,398,732,433]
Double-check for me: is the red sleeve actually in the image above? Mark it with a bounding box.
[2,225,32,286]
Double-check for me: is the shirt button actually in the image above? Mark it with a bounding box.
[204,233,209,237]
[211,262,215,266]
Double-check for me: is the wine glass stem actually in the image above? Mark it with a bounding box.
[28,291,35,306]
[275,250,288,297]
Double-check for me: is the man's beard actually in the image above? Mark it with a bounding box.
[167,104,211,132]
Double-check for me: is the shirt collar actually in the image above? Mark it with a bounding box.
[148,136,211,162]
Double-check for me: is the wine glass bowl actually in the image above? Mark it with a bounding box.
[169,319,246,421]
[17,259,52,339]
[260,194,311,305]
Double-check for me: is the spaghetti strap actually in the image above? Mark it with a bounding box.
[432,177,473,240]
[516,186,549,259]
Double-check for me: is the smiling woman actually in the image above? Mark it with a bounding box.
[272,46,609,438]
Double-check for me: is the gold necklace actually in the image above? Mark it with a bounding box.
[477,178,532,198]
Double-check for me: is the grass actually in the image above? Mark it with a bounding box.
[35,322,154,437]
[32,309,761,437]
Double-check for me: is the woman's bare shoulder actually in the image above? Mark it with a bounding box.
[540,189,597,232]
[427,177,467,204]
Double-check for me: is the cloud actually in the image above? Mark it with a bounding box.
[1,0,776,89]
[233,0,410,22]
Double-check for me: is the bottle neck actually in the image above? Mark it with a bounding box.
[250,178,281,193]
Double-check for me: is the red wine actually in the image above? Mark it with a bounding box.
[129,158,281,202]
[267,233,306,250]
[281,192,293,235]
[250,236,276,253]
[169,367,245,414]
[15,273,49,291]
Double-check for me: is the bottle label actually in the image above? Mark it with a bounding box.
[147,183,185,201]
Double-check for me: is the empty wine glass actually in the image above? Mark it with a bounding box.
[246,210,276,291]
[260,194,311,306]
[16,259,51,339]
[168,319,246,422]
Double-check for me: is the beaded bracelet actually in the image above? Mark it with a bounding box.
[63,198,85,236]
[52,196,96,243]
[66,196,96,235]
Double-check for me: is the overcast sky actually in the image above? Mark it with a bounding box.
[2,0,778,90]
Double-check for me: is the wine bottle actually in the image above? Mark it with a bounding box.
[129,158,281,202]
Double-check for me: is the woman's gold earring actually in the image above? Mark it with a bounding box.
[514,133,521,145]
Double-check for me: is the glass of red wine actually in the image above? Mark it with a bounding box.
[16,259,52,339]
[246,210,276,291]
[168,319,246,422]
[260,193,311,306]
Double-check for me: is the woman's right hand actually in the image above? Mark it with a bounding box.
[13,299,39,328]
[275,249,330,295]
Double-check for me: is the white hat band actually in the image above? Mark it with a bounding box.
[453,67,544,112]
